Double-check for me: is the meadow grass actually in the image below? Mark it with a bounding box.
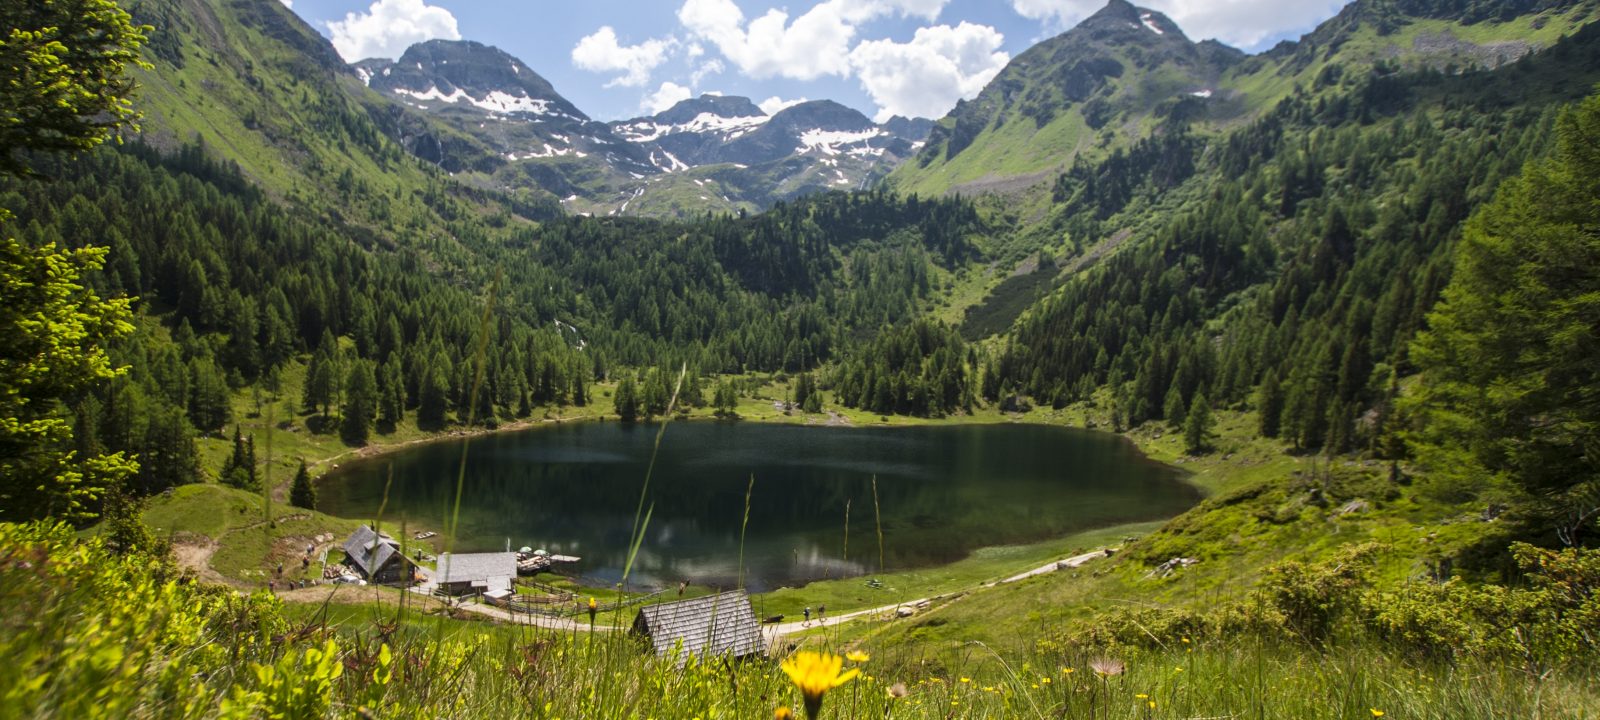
[9,517,1595,720]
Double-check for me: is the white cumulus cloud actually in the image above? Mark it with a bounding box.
[326,0,460,62]
[849,22,1009,122]
[1009,0,1347,49]
[689,59,724,87]
[678,0,856,80]
[759,95,809,114]
[675,0,962,80]
[832,0,951,22]
[571,26,675,88]
[642,81,694,114]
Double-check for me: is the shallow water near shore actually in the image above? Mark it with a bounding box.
[317,421,1198,592]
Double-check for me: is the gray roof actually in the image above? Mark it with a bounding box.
[435,552,518,585]
[341,525,404,577]
[633,590,766,660]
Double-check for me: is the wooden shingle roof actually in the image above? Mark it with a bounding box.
[633,590,766,661]
[435,552,518,586]
[341,525,402,577]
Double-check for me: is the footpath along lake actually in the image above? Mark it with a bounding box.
[318,422,1199,591]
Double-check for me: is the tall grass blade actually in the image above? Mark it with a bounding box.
[445,269,500,557]
[842,497,851,574]
[263,402,274,528]
[620,363,685,589]
[738,475,754,590]
[873,475,884,574]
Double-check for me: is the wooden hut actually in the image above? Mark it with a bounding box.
[435,552,518,597]
[632,590,766,661]
[340,525,415,584]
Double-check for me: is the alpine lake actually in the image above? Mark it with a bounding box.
[317,422,1199,592]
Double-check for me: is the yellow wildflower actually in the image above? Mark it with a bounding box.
[846,650,870,663]
[774,708,795,720]
[781,651,859,719]
[1371,711,1385,718]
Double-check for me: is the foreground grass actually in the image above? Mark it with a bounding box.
[7,521,1596,719]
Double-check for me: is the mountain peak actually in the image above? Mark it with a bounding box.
[653,94,765,124]
[768,100,875,132]
[1087,0,1141,23]
[1079,0,1186,41]
[367,39,587,120]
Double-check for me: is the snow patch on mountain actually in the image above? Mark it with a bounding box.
[392,86,570,117]
[615,112,770,144]
[799,128,883,156]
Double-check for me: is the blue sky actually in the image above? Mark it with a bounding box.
[281,0,1353,122]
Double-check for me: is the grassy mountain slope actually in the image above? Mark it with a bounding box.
[890,0,1599,199]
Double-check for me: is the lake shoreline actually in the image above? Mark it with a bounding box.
[313,413,1200,598]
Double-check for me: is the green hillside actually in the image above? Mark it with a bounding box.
[890,0,1600,199]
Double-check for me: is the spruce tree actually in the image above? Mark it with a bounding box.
[1163,384,1187,428]
[289,460,316,511]
[341,360,377,446]
[614,376,640,422]
[714,380,738,417]
[1184,392,1213,455]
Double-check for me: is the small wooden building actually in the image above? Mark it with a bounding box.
[340,525,415,584]
[632,590,766,661]
[435,552,518,597]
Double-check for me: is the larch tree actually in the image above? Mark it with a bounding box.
[1410,92,1600,545]
[0,0,147,521]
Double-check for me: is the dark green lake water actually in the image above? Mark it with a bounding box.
[317,422,1197,591]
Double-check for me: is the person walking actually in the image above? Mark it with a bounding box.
[818,604,826,621]
[803,606,811,626]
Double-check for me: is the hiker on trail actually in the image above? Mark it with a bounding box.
[818,604,826,620]
[803,606,811,625]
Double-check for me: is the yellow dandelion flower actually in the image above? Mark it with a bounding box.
[781,651,859,720]
[775,708,794,720]
[1371,710,1385,718]
[1041,677,1051,684]
[1062,667,1075,675]
[1149,700,1157,710]
[960,677,971,684]
[1136,693,1149,699]
[846,650,870,663]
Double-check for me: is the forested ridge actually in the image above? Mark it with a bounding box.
[993,22,1600,458]
[0,135,988,512]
